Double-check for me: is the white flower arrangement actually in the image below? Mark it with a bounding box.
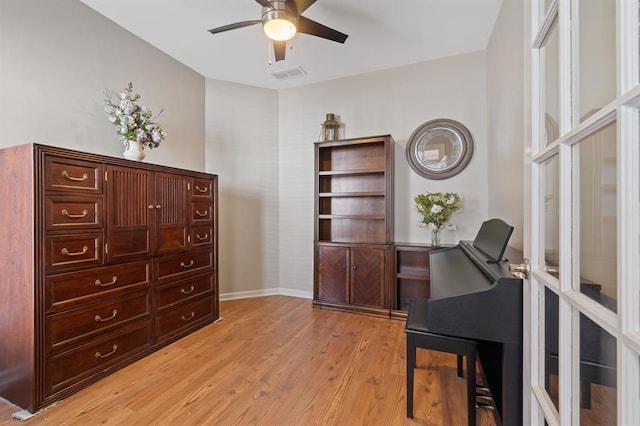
[414,191,463,231]
[103,82,166,149]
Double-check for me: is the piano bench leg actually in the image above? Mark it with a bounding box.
[406,333,416,418]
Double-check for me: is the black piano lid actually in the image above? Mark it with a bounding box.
[430,242,522,300]
[429,245,491,299]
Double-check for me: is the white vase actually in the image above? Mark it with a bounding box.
[123,140,145,161]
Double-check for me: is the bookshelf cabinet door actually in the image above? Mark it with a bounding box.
[350,246,386,308]
[316,245,349,304]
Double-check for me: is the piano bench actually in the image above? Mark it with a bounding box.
[405,298,477,426]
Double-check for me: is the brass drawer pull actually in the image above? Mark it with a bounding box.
[195,210,208,217]
[61,170,88,182]
[61,208,88,219]
[181,312,195,321]
[195,185,208,193]
[181,285,195,295]
[95,276,118,287]
[95,309,118,322]
[180,260,194,268]
[196,233,209,241]
[95,344,118,359]
[61,246,88,257]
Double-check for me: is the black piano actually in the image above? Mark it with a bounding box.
[427,219,523,425]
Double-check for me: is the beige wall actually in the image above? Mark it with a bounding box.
[0,0,205,171]
[205,79,280,298]
[204,53,491,297]
[486,0,525,249]
[276,52,490,294]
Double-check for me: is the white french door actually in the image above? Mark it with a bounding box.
[527,0,640,425]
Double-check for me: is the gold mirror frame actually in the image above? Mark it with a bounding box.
[406,118,474,180]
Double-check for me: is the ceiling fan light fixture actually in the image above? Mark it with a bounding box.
[262,9,297,41]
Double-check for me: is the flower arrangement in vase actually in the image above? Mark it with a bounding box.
[103,82,166,161]
[414,191,463,246]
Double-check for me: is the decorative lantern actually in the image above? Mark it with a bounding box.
[321,113,342,141]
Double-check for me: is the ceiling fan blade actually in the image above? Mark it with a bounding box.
[273,40,286,62]
[290,0,317,14]
[254,0,273,7]
[296,16,348,44]
[208,20,261,35]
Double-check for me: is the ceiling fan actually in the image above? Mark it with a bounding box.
[208,0,348,62]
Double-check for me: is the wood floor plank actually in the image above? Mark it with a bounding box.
[0,296,497,425]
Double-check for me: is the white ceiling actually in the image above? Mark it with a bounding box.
[80,0,503,90]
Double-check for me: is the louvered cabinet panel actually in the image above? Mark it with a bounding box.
[155,172,188,254]
[106,165,154,263]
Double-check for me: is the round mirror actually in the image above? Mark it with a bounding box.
[406,118,474,180]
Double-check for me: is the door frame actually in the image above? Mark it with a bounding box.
[525,0,640,424]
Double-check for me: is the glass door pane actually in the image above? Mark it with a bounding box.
[574,121,617,311]
[543,154,560,276]
[579,313,617,425]
[576,0,616,122]
[545,288,560,411]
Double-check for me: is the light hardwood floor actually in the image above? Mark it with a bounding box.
[0,296,497,425]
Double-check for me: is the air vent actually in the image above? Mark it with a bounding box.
[271,66,307,80]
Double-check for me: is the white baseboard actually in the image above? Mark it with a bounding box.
[278,288,313,299]
[220,288,313,301]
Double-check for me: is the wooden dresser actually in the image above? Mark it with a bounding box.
[0,143,219,413]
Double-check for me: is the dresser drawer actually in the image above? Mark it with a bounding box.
[45,156,103,193]
[190,226,213,248]
[190,202,213,224]
[46,261,151,312]
[191,178,214,201]
[156,273,214,312]
[45,232,104,272]
[155,297,214,342]
[155,250,213,282]
[45,196,103,231]
[44,322,152,398]
[46,290,151,352]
